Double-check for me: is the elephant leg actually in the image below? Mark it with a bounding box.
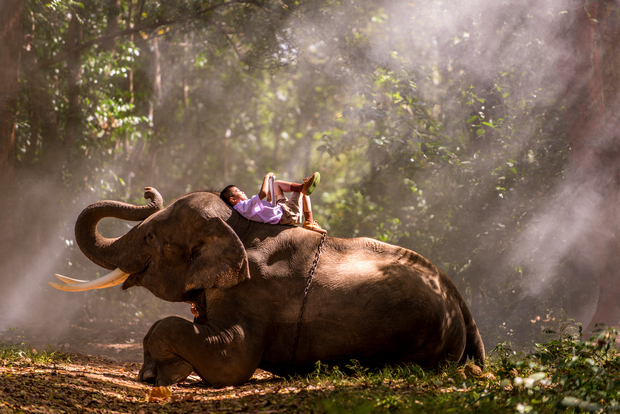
[138,318,195,386]
[138,319,192,384]
[138,320,159,383]
[141,316,262,388]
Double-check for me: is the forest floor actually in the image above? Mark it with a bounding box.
[2,318,619,413]
[0,355,294,413]
[0,318,499,413]
[1,316,468,414]
[0,320,310,413]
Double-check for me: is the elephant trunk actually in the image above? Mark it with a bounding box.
[75,187,162,271]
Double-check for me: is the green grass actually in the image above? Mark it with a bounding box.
[0,326,618,413]
[0,328,71,367]
[283,325,620,413]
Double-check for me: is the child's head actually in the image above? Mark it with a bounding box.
[220,185,248,207]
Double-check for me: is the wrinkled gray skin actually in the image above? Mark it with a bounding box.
[75,188,485,388]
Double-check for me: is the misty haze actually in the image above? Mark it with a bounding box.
[1,0,619,411]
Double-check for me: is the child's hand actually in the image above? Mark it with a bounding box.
[259,172,275,201]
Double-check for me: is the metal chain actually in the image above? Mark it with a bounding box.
[287,232,327,374]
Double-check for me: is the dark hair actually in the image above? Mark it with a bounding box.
[220,185,237,207]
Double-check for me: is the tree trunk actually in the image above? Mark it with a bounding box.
[102,0,121,52]
[0,0,24,276]
[65,9,83,159]
[585,1,620,330]
[128,0,135,105]
[562,0,620,330]
[565,1,604,179]
[148,37,163,184]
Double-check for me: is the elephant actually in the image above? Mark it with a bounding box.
[51,187,485,387]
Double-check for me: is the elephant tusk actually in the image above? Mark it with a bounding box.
[55,274,88,284]
[49,268,130,292]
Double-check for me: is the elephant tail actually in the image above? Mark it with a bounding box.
[459,303,486,367]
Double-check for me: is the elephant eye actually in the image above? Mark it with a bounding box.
[189,242,207,264]
[145,233,157,246]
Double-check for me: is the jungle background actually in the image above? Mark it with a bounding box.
[1,0,620,368]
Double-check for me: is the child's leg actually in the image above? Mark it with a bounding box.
[274,172,320,196]
[302,195,327,234]
[274,180,295,198]
[302,195,313,223]
[274,180,305,195]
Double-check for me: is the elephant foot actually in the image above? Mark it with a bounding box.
[154,356,195,386]
[141,317,196,386]
[138,363,157,384]
[137,357,194,386]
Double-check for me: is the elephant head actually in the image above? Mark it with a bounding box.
[52,188,250,302]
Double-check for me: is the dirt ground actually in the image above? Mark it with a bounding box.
[0,354,304,413]
[0,320,315,413]
[1,319,150,364]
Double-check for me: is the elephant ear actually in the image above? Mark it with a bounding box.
[183,216,250,291]
[123,210,251,302]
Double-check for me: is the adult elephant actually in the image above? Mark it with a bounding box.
[51,187,485,387]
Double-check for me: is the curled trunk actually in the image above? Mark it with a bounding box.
[75,188,162,271]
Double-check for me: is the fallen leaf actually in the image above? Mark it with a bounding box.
[464,364,482,378]
[148,386,171,402]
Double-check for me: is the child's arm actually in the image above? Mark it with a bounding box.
[257,172,275,200]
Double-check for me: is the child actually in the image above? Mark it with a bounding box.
[220,172,327,234]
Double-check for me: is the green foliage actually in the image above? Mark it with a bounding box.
[1,324,618,412]
[278,327,620,413]
[6,0,600,346]
[0,328,71,367]
[533,325,620,411]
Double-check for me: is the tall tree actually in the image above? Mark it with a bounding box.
[561,0,620,329]
[65,7,83,161]
[0,0,25,276]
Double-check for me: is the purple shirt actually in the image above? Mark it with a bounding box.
[234,194,282,224]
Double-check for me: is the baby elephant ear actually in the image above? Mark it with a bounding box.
[185,217,250,291]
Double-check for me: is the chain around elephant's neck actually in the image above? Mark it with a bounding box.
[287,232,327,374]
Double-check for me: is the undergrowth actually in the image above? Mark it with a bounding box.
[0,328,71,367]
[1,326,618,413]
[286,325,620,413]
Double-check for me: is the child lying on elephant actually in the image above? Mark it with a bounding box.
[220,172,327,234]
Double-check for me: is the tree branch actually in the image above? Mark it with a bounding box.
[37,0,263,70]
